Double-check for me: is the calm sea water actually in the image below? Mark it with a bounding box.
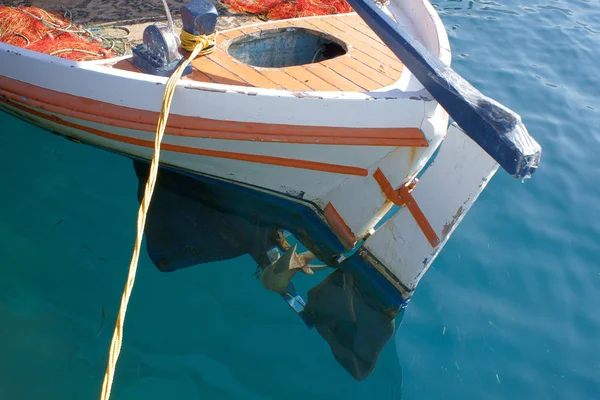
[1,1,599,398]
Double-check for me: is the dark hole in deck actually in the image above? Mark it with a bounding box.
[227,27,347,68]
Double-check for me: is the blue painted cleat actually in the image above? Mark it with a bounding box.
[132,24,192,77]
[181,0,219,36]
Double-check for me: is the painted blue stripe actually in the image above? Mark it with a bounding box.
[340,247,409,317]
[345,0,542,179]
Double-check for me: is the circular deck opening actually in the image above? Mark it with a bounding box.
[227,27,347,68]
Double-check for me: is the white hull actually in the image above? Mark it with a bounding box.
[0,0,504,303]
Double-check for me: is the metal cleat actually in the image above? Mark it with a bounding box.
[131,24,192,77]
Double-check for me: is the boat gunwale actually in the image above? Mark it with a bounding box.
[0,40,436,103]
[0,2,449,100]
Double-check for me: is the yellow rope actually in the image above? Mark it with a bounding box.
[180,30,216,56]
[99,30,214,400]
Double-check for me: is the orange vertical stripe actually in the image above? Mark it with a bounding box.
[324,202,357,249]
[373,168,440,247]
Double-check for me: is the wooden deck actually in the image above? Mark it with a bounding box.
[114,13,404,92]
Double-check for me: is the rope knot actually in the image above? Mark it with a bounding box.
[180,30,216,56]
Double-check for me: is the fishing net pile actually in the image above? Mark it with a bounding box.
[220,0,353,21]
[0,6,120,61]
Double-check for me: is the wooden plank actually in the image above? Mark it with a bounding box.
[329,15,399,58]
[279,17,402,82]
[236,25,263,36]
[254,21,349,91]
[303,63,367,91]
[202,48,282,88]
[216,32,230,46]
[190,55,252,86]
[219,30,239,40]
[281,65,341,91]
[256,68,314,91]
[257,22,366,91]
[276,19,328,34]
[301,17,402,86]
[187,66,216,83]
[322,17,405,69]
[216,29,293,89]
[255,22,280,31]
[281,19,384,90]
[221,24,314,90]
[335,55,396,86]
[310,17,404,73]
[273,19,375,90]
[341,14,383,40]
[337,15,406,61]
[305,18,402,76]
[320,60,380,90]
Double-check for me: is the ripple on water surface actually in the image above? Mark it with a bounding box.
[1,0,599,399]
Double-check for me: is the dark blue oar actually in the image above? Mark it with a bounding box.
[345,0,542,179]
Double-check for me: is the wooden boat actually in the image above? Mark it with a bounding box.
[0,0,541,380]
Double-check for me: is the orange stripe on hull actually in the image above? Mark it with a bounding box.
[1,98,369,177]
[0,87,427,147]
[0,76,428,147]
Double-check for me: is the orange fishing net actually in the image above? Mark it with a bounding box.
[0,6,114,61]
[221,0,352,21]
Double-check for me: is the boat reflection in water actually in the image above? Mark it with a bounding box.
[135,160,398,381]
[0,0,542,382]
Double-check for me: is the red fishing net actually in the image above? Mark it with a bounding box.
[221,0,353,21]
[0,6,114,61]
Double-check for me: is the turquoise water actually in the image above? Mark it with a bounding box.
[1,0,599,398]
